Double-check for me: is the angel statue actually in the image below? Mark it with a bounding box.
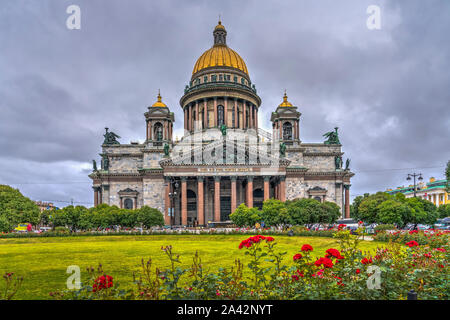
[164,143,170,156]
[335,156,343,170]
[220,123,227,136]
[345,158,351,170]
[103,127,121,145]
[92,160,98,172]
[323,127,341,145]
[280,142,286,157]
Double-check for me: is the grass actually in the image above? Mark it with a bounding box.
[0,234,385,299]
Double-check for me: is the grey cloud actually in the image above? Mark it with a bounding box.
[0,0,448,207]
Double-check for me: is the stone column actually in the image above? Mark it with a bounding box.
[280,176,286,202]
[203,99,208,129]
[234,99,238,128]
[231,176,237,213]
[279,121,283,140]
[344,184,351,219]
[214,98,218,127]
[247,176,254,208]
[197,177,204,226]
[243,101,247,129]
[214,176,221,221]
[274,182,278,200]
[249,104,253,129]
[184,108,187,132]
[263,176,270,201]
[255,105,258,129]
[224,97,228,127]
[134,196,138,209]
[195,100,199,131]
[93,187,99,207]
[164,179,171,225]
[120,197,123,209]
[181,177,187,225]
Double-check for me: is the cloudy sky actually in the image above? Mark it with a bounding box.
[0,0,449,208]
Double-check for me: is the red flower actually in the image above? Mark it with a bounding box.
[356,269,361,274]
[301,244,313,252]
[405,240,419,247]
[293,253,303,261]
[92,274,113,292]
[325,248,344,259]
[314,257,333,268]
[361,257,373,265]
[238,235,273,249]
[435,247,446,252]
[292,274,299,281]
[337,224,347,230]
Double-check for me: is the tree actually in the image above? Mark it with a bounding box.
[137,206,164,228]
[437,204,450,218]
[357,192,392,223]
[260,199,287,226]
[230,204,261,227]
[0,185,40,232]
[350,193,369,220]
[376,199,411,226]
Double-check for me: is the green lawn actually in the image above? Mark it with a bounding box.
[0,235,385,299]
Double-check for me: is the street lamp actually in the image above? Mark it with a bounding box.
[406,173,423,197]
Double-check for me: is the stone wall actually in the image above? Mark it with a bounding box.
[143,178,165,213]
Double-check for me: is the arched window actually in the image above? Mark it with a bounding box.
[218,105,224,126]
[154,122,163,141]
[124,198,133,209]
[283,122,292,140]
[313,196,322,203]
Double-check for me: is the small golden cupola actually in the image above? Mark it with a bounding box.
[279,91,294,107]
[151,90,167,107]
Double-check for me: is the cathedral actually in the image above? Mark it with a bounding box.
[89,21,354,226]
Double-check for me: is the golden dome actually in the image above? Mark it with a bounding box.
[279,92,293,107]
[214,20,226,31]
[192,21,249,76]
[151,91,167,107]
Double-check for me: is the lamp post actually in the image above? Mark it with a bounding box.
[168,179,179,226]
[406,173,423,197]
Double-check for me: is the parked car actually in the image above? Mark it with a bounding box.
[417,224,431,230]
[39,226,52,232]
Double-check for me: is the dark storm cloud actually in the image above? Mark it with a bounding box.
[0,0,448,206]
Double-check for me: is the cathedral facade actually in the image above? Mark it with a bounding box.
[89,21,354,226]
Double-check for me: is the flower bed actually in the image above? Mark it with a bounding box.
[34,229,449,300]
[373,229,449,248]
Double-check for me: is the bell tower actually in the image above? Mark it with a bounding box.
[144,91,174,146]
[270,91,301,145]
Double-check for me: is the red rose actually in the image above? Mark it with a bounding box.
[356,269,361,274]
[325,248,344,259]
[301,244,313,252]
[405,240,419,247]
[314,257,333,268]
[293,253,302,261]
[361,257,373,265]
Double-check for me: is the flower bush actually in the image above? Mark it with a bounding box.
[45,229,449,300]
[374,229,449,248]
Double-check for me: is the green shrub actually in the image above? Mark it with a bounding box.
[374,224,396,232]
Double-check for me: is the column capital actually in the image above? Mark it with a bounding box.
[181,176,188,182]
[214,176,221,182]
[279,176,286,182]
[197,176,204,182]
[230,176,237,182]
[343,184,351,190]
[247,175,254,182]
[263,176,271,182]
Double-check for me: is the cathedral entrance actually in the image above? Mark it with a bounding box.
[187,190,197,226]
[220,196,231,221]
